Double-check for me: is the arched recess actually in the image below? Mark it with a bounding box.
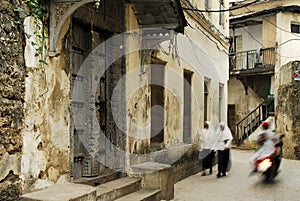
[49,0,100,57]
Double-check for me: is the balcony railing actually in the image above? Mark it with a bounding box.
[229,47,276,71]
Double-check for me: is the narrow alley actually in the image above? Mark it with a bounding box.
[174,149,300,201]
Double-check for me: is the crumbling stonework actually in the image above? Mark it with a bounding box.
[276,61,300,159]
[0,0,27,200]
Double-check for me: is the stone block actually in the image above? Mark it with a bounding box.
[130,162,174,201]
[21,183,96,201]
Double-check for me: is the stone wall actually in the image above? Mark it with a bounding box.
[151,144,202,182]
[0,0,27,200]
[276,61,300,159]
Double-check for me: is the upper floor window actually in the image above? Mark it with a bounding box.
[205,0,210,10]
[291,23,300,33]
[218,84,224,122]
[219,0,225,26]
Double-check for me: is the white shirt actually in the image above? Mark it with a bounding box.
[200,128,218,150]
[213,125,233,151]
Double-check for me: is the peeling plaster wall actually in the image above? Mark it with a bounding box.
[125,4,151,166]
[0,1,26,200]
[160,13,229,132]
[21,17,70,193]
[124,1,229,182]
[274,11,300,159]
[276,61,300,159]
[163,89,182,146]
[125,5,229,167]
[228,77,264,120]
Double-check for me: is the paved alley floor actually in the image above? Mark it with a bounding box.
[173,149,300,201]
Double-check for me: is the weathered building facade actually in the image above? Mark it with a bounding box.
[276,61,300,159]
[228,0,300,158]
[0,1,26,200]
[0,0,229,200]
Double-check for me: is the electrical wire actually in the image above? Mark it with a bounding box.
[241,27,300,59]
[243,6,300,38]
[183,0,229,44]
[278,39,300,46]
[182,0,259,13]
[241,27,264,47]
[222,1,300,59]
[241,5,300,58]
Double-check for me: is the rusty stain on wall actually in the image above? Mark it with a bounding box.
[20,14,70,193]
[127,86,151,154]
[164,91,181,145]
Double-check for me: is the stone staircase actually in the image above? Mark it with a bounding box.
[96,177,160,201]
[22,162,172,201]
[22,176,161,201]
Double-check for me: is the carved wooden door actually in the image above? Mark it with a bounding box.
[69,21,126,181]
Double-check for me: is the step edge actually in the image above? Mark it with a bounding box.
[114,189,161,201]
[96,177,141,195]
[96,178,141,201]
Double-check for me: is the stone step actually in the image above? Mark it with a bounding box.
[114,189,161,201]
[21,183,96,201]
[96,177,141,201]
[74,171,123,186]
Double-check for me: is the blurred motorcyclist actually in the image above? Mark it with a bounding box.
[250,133,276,164]
[260,121,278,143]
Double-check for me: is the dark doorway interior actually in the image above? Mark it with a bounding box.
[183,71,192,144]
[228,104,236,141]
[204,81,209,122]
[150,63,165,150]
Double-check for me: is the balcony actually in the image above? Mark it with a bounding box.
[229,47,276,76]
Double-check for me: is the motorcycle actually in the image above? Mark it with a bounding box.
[250,133,285,182]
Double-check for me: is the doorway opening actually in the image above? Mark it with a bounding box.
[150,60,165,150]
[183,70,193,144]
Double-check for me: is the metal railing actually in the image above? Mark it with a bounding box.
[230,47,276,71]
[236,102,267,146]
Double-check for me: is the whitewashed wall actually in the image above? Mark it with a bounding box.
[231,24,262,52]
[276,12,300,68]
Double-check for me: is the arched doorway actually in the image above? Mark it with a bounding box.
[67,1,126,183]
